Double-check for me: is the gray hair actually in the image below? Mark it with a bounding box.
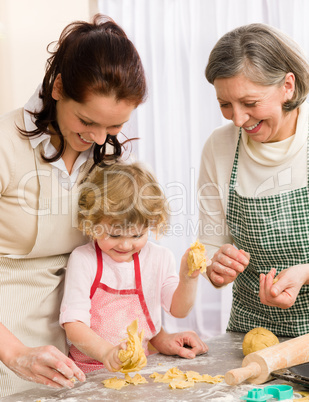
[205,23,309,111]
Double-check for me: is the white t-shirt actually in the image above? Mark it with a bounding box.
[60,240,179,333]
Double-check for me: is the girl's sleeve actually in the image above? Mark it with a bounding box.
[60,246,96,327]
[160,248,180,314]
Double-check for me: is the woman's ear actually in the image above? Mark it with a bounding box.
[52,74,63,101]
[283,72,295,101]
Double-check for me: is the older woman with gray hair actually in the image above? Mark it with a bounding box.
[198,23,309,337]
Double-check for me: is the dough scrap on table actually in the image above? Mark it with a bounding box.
[186,370,223,384]
[125,373,148,385]
[150,366,223,389]
[102,373,148,390]
[102,367,223,391]
[169,379,195,389]
[151,367,186,383]
[187,240,209,276]
[242,327,279,356]
[118,319,147,373]
[102,377,129,390]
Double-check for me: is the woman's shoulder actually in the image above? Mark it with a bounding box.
[206,121,239,148]
[200,122,239,166]
[0,108,28,150]
[0,108,25,131]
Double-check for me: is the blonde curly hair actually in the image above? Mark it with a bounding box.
[78,161,169,237]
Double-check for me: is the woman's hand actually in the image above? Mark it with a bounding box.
[4,344,86,389]
[259,265,309,309]
[100,342,126,372]
[207,244,250,286]
[150,328,208,359]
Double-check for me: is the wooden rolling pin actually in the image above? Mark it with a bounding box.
[225,333,309,385]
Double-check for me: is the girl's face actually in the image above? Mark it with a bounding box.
[95,223,149,263]
[213,73,298,143]
[51,74,136,153]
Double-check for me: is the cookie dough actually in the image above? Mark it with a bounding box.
[103,367,223,391]
[102,373,147,390]
[102,377,128,390]
[187,240,208,276]
[118,319,147,373]
[150,367,223,389]
[150,367,186,383]
[169,379,195,389]
[125,373,148,385]
[242,327,279,356]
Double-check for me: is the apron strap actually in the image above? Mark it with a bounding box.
[90,241,103,299]
[133,253,156,334]
[229,128,242,191]
[306,117,309,186]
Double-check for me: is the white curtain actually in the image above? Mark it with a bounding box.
[97,0,309,339]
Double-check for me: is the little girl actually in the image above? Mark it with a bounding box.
[60,161,201,373]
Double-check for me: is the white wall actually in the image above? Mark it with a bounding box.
[0,0,97,115]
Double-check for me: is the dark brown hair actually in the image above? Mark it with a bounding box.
[24,14,147,164]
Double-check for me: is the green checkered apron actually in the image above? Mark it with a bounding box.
[226,129,309,337]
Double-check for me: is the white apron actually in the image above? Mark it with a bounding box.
[0,146,92,397]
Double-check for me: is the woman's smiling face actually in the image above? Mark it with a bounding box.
[51,74,136,153]
[214,73,298,143]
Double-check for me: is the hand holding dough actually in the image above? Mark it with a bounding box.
[118,319,147,373]
[187,240,209,276]
[242,327,279,356]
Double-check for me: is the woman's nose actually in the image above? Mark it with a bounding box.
[231,106,249,128]
[89,128,107,145]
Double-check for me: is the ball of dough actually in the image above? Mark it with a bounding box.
[242,327,279,356]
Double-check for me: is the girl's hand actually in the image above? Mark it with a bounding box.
[101,342,127,372]
[180,248,200,280]
[4,344,86,389]
[259,265,309,309]
[207,244,250,286]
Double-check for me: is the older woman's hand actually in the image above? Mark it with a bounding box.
[150,327,208,359]
[207,244,250,287]
[259,265,309,309]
